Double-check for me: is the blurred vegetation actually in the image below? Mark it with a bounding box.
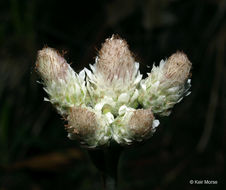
[0,0,225,189]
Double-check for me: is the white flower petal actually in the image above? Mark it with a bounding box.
[118,105,128,115]
[105,112,114,124]
[152,120,160,129]
[78,69,85,80]
[44,97,50,101]
[130,89,139,103]
[118,93,130,103]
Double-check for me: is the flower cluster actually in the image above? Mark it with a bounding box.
[36,35,192,148]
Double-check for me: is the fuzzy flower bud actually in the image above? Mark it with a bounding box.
[163,52,191,84]
[139,51,192,116]
[85,35,142,114]
[36,47,87,115]
[96,35,135,84]
[66,106,112,147]
[112,106,159,144]
[36,48,68,82]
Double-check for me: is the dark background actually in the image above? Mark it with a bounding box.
[0,0,225,189]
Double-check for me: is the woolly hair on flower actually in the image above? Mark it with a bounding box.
[138,51,192,116]
[35,35,192,148]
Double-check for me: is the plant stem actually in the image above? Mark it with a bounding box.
[88,145,123,190]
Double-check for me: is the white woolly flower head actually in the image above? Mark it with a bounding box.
[35,36,192,148]
[66,106,112,147]
[139,52,192,116]
[112,105,159,145]
[95,35,140,89]
[36,47,87,115]
[85,35,142,114]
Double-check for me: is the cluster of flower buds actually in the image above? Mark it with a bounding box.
[36,35,192,148]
